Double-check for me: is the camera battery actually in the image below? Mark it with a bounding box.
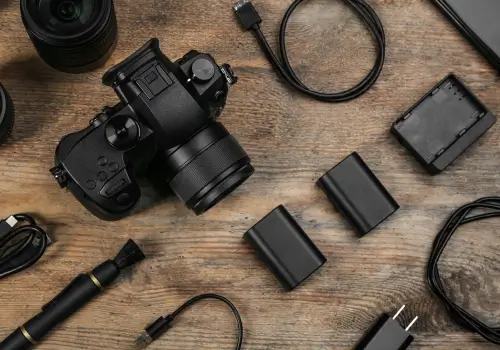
[392,74,496,174]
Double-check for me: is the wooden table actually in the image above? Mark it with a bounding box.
[0,0,499,349]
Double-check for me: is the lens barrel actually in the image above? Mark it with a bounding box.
[21,0,118,73]
[166,122,254,215]
[0,83,15,145]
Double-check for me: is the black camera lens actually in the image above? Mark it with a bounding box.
[0,83,15,145]
[21,0,118,73]
[165,122,254,215]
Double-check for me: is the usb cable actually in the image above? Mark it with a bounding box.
[233,0,386,102]
[135,294,243,349]
[0,213,51,279]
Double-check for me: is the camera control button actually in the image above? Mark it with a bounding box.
[97,156,108,166]
[108,162,119,172]
[99,169,131,198]
[105,116,139,149]
[86,180,96,190]
[97,172,108,181]
[191,58,215,82]
[117,193,131,205]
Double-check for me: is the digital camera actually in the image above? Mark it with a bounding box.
[51,38,254,220]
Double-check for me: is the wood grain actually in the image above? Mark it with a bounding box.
[0,0,499,349]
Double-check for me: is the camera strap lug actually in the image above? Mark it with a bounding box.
[50,165,69,188]
[220,64,238,86]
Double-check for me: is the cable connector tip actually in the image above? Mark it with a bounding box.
[0,215,17,240]
[233,0,249,11]
[134,315,174,348]
[6,216,18,228]
[233,0,262,31]
[134,332,153,348]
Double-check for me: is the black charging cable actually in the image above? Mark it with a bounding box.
[234,0,386,102]
[0,214,50,279]
[135,293,243,349]
[427,197,500,345]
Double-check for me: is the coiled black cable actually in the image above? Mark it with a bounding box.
[0,214,49,279]
[238,0,386,102]
[427,197,500,345]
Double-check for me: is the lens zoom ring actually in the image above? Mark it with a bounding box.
[169,136,249,203]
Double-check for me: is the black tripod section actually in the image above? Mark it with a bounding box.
[0,239,145,350]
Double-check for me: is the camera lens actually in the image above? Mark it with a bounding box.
[20,0,118,73]
[165,122,254,215]
[0,83,15,145]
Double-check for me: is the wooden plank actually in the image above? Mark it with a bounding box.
[0,0,498,349]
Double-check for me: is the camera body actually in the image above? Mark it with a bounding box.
[51,38,253,220]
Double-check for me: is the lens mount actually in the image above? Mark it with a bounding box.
[166,122,254,215]
[21,0,117,73]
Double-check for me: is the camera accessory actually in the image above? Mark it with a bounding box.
[0,239,145,350]
[433,0,500,72]
[20,0,117,73]
[50,38,253,221]
[317,152,399,238]
[135,294,243,349]
[0,82,15,145]
[427,197,500,345]
[233,0,386,102]
[355,305,418,350]
[243,205,326,290]
[0,214,51,279]
[392,74,496,175]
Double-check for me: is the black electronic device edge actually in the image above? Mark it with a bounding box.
[433,0,500,72]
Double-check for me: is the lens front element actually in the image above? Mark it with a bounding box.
[56,1,81,22]
[166,122,254,215]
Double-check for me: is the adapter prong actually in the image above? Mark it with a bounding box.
[405,316,419,331]
[393,305,405,320]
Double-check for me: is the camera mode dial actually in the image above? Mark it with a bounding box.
[105,115,140,150]
[191,58,215,82]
